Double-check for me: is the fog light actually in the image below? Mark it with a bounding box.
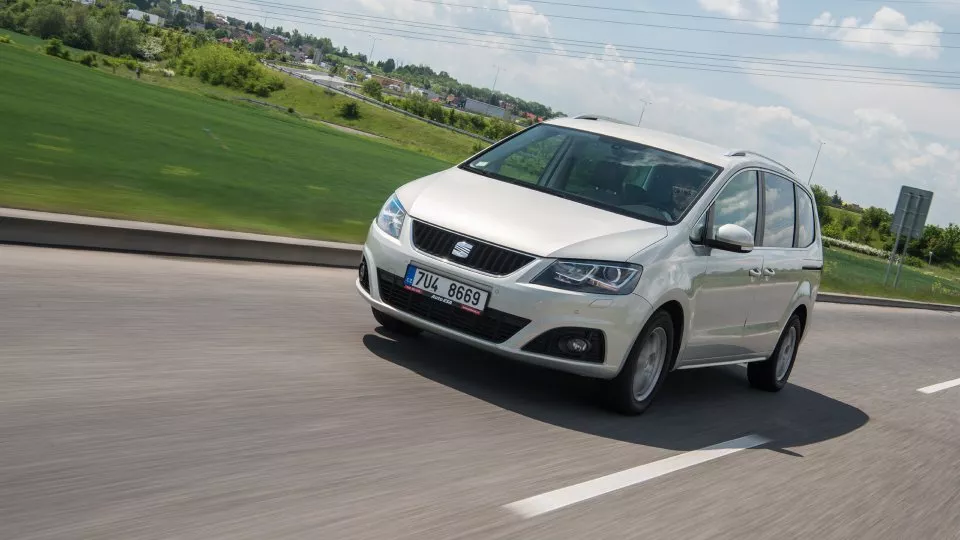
[560,337,591,355]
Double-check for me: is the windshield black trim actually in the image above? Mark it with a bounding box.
[458,123,725,226]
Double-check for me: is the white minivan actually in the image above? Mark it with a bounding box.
[357,115,823,414]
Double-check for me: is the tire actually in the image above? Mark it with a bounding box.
[606,310,674,415]
[372,308,423,337]
[748,314,802,392]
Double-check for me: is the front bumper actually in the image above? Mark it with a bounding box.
[357,222,654,379]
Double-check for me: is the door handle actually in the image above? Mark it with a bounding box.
[748,268,762,277]
[763,268,776,276]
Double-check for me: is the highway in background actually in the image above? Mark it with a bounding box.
[2,245,958,540]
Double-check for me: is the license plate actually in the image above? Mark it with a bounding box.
[404,265,489,315]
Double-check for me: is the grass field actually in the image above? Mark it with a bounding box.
[822,247,960,305]
[0,33,448,242]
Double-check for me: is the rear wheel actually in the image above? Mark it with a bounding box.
[372,308,423,337]
[606,311,674,415]
[748,314,802,392]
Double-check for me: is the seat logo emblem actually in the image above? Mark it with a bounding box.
[452,240,473,258]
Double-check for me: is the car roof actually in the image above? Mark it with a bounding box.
[544,117,798,181]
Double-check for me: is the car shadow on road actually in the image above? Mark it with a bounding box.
[363,329,869,453]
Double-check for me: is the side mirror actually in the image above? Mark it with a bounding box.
[705,223,754,253]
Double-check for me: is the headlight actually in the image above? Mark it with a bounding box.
[376,194,406,239]
[532,260,642,295]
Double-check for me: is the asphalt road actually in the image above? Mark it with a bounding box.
[2,245,959,540]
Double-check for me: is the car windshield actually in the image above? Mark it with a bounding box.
[463,124,721,225]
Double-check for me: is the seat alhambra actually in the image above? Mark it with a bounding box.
[356,115,823,414]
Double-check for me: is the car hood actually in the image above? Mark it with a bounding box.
[397,168,668,261]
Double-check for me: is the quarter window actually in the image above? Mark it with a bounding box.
[712,170,758,238]
[763,173,796,248]
[795,185,816,247]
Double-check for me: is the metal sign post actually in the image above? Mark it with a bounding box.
[884,186,933,288]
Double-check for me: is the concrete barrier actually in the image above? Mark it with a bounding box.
[0,208,362,268]
[3,207,958,312]
[816,292,960,312]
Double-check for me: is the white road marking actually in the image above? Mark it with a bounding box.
[918,377,960,394]
[503,434,771,519]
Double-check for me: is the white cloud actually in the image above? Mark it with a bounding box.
[698,0,779,28]
[501,2,551,36]
[810,7,943,59]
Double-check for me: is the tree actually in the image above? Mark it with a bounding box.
[305,46,315,59]
[251,37,265,52]
[361,79,382,100]
[253,22,262,33]
[245,21,253,30]
[861,206,891,231]
[290,28,303,47]
[447,107,457,125]
[810,184,832,226]
[831,190,843,206]
[27,4,67,39]
[382,57,395,73]
[213,27,229,39]
[196,6,204,22]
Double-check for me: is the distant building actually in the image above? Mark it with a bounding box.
[462,97,508,119]
[74,0,95,5]
[126,9,165,26]
[372,75,405,89]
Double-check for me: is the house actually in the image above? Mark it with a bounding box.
[523,111,544,123]
[171,3,196,18]
[74,0,95,5]
[187,22,205,32]
[126,9,164,26]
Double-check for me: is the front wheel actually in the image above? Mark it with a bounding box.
[606,311,674,415]
[372,308,423,337]
[748,314,802,392]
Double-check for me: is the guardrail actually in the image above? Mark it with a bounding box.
[263,62,496,144]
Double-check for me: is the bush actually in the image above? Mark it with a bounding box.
[178,44,285,96]
[904,255,926,268]
[337,101,360,119]
[0,35,11,44]
[44,38,70,60]
[842,226,861,242]
[79,52,97,66]
[361,78,382,100]
[287,106,295,114]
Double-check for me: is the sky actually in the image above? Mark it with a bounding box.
[213,0,960,226]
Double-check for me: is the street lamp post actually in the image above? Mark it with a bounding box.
[368,37,378,64]
[637,100,650,126]
[807,140,826,185]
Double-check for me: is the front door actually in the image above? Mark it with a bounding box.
[681,170,763,365]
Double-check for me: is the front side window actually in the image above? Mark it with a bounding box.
[763,173,796,248]
[464,124,721,225]
[712,170,758,238]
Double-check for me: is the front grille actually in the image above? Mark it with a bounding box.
[411,220,535,276]
[522,328,606,363]
[377,270,530,344]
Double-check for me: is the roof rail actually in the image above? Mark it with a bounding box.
[725,149,794,174]
[573,114,633,126]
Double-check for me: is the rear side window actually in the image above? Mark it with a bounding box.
[795,185,816,247]
[762,173,795,248]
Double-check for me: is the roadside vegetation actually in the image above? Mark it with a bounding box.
[0,33,447,242]
[822,247,960,305]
